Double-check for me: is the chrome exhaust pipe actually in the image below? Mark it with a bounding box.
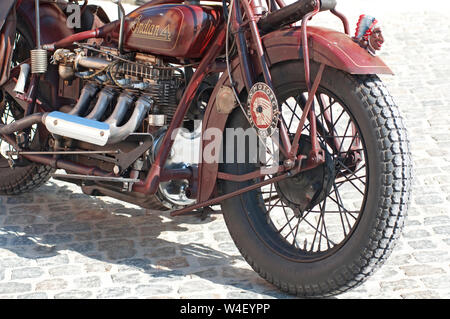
[43,91,137,146]
[68,83,99,116]
[85,88,116,121]
[3,88,151,147]
[108,95,153,144]
[44,111,110,146]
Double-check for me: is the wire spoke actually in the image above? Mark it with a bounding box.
[334,161,366,195]
[261,91,367,256]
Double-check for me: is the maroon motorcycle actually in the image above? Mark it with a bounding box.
[0,0,411,297]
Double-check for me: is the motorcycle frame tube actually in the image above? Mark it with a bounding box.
[239,0,273,87]
[330,8,350,35]
[171,171,292,217]
[232,0,254,91]
[274,0,286,8]
[300,0,322,162]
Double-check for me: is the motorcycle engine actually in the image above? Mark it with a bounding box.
[52,46,207,209]
[54,46,185,122]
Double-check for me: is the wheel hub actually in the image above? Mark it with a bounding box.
[275,136,335,213]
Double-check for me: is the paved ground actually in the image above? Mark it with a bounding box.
[0,0,449,299]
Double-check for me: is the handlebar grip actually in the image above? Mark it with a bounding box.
[320,0,337,11]
[258,0,337,34]
[258,0,318,33]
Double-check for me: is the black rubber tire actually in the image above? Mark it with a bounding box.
[0,18,53,195]
[219,60,412,297]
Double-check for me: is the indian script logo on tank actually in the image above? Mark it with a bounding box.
[247,82,279,138]
[131,15,171,42]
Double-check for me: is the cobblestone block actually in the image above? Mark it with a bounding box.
[43,234,73,244]
[6,196,34,205]
[96,287,131,298]
[7,205,41,215]
[23,224,53,235]
[73,276,102,288]
[2,280,35,296]
[98,239,136,260]
[17,292,48,299]
[407,240,437,250]
[421,276,450,290]
[11,267,44,279]
[412,250,450,263]
[54,290,93,299]
[380,279,421,291]
[400,291,441,299]
[147,246,176,258]
[155,257,189,269]
[36,254,70,266]
[67,242,95,253]
[84,263,113,273]
[135,284,173,295]
[117,258,153,272]
[111,273,143,284]
[49,265,83,277]
[36,279,68,291]
[5,215,36,225]
[433,225,450,235]
[0,257,35,268]
[399,265,445,277]
[178,280,215,294]
[56,221,91,233]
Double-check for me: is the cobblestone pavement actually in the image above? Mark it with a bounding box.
[0,0,449,299]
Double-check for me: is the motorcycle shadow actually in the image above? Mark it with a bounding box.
[0,179,297,299]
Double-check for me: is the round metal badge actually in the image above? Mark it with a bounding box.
[246,82,279,138]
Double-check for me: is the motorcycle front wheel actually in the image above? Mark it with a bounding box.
[219,60,412,297]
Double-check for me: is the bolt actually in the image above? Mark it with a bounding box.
[53,120,58,126]
[284,159,295,169]
[100,131,104,137]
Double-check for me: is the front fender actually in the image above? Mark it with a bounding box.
[263,26,393,75]
[197,26,393,202]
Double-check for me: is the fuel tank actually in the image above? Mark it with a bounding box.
[114,3,223,59]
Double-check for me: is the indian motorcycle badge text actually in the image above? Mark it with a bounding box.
[131,15,171,42]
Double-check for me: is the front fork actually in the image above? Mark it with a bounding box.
[233,0,324,172]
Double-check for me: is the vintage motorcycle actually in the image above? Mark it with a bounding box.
[0,0,411,297]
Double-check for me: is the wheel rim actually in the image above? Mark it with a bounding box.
[254,87,369,262]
